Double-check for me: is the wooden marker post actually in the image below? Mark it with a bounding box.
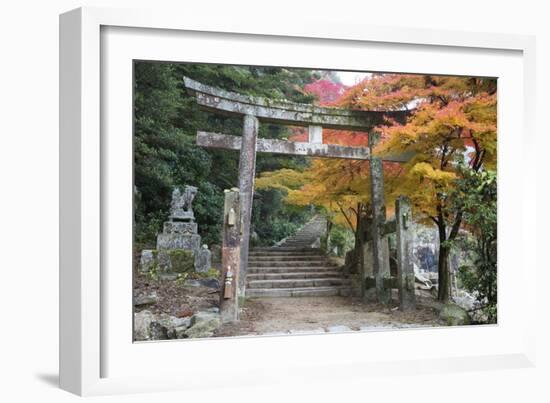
[220,188,241,323]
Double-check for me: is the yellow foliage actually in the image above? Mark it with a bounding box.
[410,163,457,183]
[255,168,309,193]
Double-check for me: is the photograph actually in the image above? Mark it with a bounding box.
[132,62,497,341]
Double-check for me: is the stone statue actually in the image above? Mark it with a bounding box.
[170,185,198,221]
[140,184,211,277]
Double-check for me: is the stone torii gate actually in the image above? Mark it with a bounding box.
[183,76,416,321]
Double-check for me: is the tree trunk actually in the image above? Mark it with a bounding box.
[438,243,451,302]
[354,204,365,274]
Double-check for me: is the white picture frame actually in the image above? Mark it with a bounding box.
[60,6,537,396]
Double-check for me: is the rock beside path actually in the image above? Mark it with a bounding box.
[184,312,221,338]
[133,291,159,307]
[438,303,471,326]
[134,310,155,341]
[133,309,222,341]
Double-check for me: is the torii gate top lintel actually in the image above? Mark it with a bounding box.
[183,76,413,163]
[183,76,409,132]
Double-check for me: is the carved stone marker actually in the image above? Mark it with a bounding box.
[396,196,416,310]
[197,244,212,275]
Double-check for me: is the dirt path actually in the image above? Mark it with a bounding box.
[215,296,440,337]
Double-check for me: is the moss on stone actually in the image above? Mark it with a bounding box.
[439,303,471,326]
[191,267,220,280]
[167,249,194,273]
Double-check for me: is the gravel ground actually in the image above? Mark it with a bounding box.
[134,269,444,338]
[214,295,441,337]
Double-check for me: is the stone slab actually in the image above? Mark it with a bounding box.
[163,221,198,235]
[157,233,201,250]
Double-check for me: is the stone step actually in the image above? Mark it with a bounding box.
[248,260,336,267]
[248,266,339,274]
[252,247,323,252]
[248,255,328,262]
[250,249,321,253]
[246,271,344,280]
[249,252,324,257]
[246,286,351,298]
[281,240,315,244]
[247,278,350,289]
[247,217,330,299]
[280,241,315,245]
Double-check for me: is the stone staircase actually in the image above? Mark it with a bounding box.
[277,215,326,248]
[246,216,351,298]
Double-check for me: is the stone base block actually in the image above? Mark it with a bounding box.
[158,249,195,273]
[139,248,195,276]
[157,233,201,250]
[163,221,197,235]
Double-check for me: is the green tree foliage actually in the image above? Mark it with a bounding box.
[452,167,497,322]
[134,62,317,248]
[251,188,314,246]
[327,223,355,257]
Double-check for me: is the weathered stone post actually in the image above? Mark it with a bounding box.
[396,196,416,310]
[237,114,259,302]
[369,155,392,305]
[220,188,241,323]
[361,215,374,298]
[308,125,323,144]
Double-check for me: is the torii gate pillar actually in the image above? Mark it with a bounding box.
[369,134,392,305]
[237,114,259,301]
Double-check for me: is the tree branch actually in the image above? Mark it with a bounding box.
[429,215,439,226]
[336,201,356,233]
[449,210,463,240]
